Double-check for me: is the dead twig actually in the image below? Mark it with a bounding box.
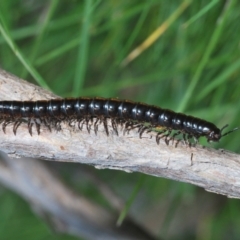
[1,68,240,199]
[0,152,155,240]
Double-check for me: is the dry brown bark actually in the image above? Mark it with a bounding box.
[0,68,240,200]
[0,68,240,198]
[0,69,159,239]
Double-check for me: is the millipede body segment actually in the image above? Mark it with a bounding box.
[0,97,237,145]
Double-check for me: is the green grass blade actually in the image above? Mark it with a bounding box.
[183,0,219,28]
[116,175,145,226]
[73,0,93,96]
[21,0,59,79]
[35,38,80,67]
[177,0,236,112]
[117,2,152,64]
[0,18,50,89]
[195,58,240,102]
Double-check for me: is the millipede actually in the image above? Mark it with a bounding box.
[0,97,238,146]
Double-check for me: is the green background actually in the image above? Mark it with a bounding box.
[0,0,240,239]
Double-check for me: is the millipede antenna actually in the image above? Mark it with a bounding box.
[221,124,239,138]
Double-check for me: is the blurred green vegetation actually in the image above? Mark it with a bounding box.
[0,0,240,239]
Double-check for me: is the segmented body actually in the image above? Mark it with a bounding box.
[0,97,225,145]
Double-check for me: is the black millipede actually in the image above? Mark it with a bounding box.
[0,97,238,146]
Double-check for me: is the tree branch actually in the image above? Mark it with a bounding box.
[1,68,240,198]
[0,153,155,239]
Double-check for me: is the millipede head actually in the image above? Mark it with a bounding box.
[207,128,221,142]
[207,124,239,142]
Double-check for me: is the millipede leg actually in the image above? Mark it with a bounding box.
[164,131,171,145]
[2,119,12,134]
[130,122,136,132]
[103,118,109,136]
[55,120,62,131]
[85,117,92,133]
[158,129,171,145]
[124,121,140,135]
[115,119,124,132]
[133,123,143,132]
[94,118,100,135]
[156,132,162,144]
[13,120,22,135]
[175,138,182,148]
[35,121,41,135]
[86,120,90,133]
[192,136,199,146]
[182,134,187,145]
[50,117,61,132]
[169,131,181,145]
[123,121,132,135]
[69,118,75,128]
[77,118,84,130]
[139,126,149,138]
[118,119,125,129]
[186,134,193,147]
[156,130,168,145]
[145,128,153,139]
[42,118,52,132]
[111,119,118,136]
[28,120,34,136]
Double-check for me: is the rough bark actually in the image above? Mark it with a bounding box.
[0,68,240,199]
[0,152,155,240]
[0,69,157,239]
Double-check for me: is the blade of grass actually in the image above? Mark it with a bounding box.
[0,0,147,45]
[16,1,154,70]
[0,192,17,236]
[94,1,160,36]
[183,0,219,28]
[73,0,93,96]
[177,0,236,112]
[21,0,59,79]
[0,12,84,45]
[0,17,50,89]
[195,57,240,102]
[74,71,178,97]
[35,0,102,68]
[117,1,153,64]
[35,37,80,66]
[121,0,192,67]
[116,175,145,227]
